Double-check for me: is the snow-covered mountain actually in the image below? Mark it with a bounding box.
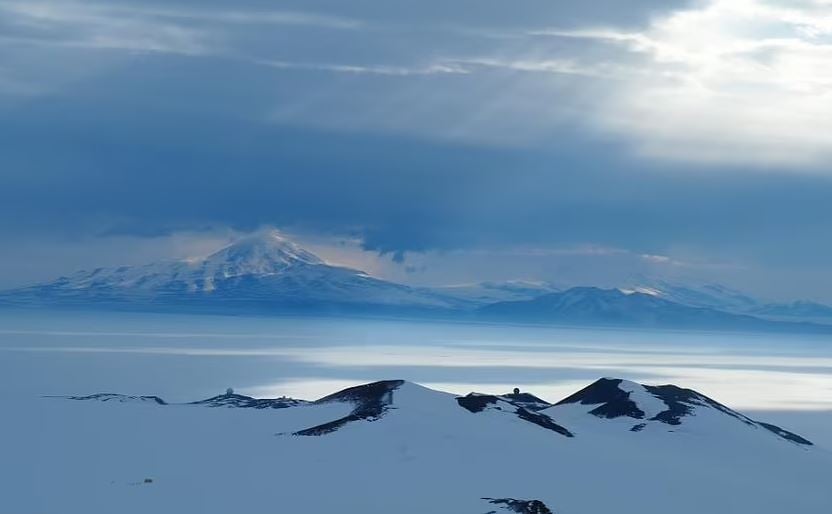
[0,229,467,314]
[3,230,831,330]
[6,378,828,514]
[477,286,804,331]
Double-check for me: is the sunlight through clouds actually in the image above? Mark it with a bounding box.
[5,0,832,166]
[543,0,832,165]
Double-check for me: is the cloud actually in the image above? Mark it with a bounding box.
[119,4,363,30]
[533,0,832,166]
[444,57,624,78]
[238,0,832,167]
[0,1,211,55]
[255,59,469,77]
[0,0,363,59]
[0,0,362,30]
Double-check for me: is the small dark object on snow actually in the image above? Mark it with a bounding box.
[513,387,520,395]
[143,478,153,484]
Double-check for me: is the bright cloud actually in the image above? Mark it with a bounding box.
[0,0,360,56]
[0,1,210,55]
[542,0,832,166]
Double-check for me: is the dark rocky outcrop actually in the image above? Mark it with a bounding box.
[555,378,646,419]
[293,380,405,436]
[56,393,168,405]
[189,393,306,409]
[501,391,552,411]
[457,394,573,437]
[554,378,813,446]
[483,497,554,514]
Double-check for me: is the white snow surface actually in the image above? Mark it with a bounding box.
[2,379,830,514]
[616,379,669,419]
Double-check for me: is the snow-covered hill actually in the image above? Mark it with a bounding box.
[3,378,828,514]
[0,229,467,314]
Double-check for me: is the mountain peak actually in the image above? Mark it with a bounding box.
[547,377,812,445]
[203,229,324,276]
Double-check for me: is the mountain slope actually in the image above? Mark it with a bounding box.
[478,286,822,331]
[430,280,561,305]
[4,378,828,514]
[545,378,813,444]
[752,300,832,322]
[0,230,467,314]
[622,279,760,313]
[624,280,832,325]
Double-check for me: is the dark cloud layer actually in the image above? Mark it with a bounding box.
[1,0,831,298]
[2,55,830,262]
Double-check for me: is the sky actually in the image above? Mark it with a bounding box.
[2,0,832,301]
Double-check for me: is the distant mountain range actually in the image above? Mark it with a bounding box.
[478,287,798,331]
[20,377,826,513]
[615,281,832,325]
[1,229,831,332]
[620,280,760,313]
[750,300,832,323]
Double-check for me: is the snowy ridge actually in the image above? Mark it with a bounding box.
[547,378,813,445]
[59,378,813,446]
[476,286,829,331]
[456,392,574,437]
[53,229,325,293]
[188,392,308,409]
[54,393,168,405]
[58,391,307,409]
[622,280,759,312]
[293,379,404,435]
[625,279,832,324]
